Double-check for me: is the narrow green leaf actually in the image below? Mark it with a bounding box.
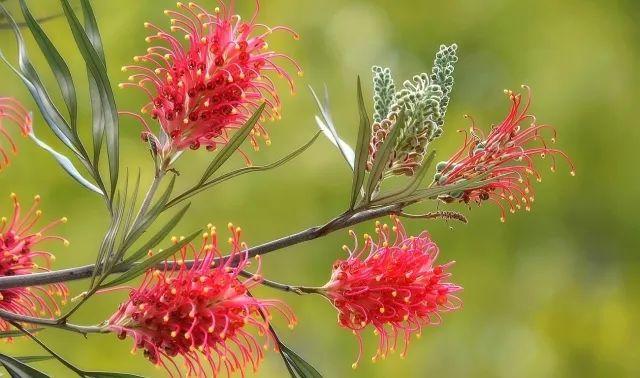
[122,170,142,235]
[278,343,323,378]
[79,0,105,63]
[310,85,355,169]
[372,150,436,205]
[14,356,53,364]
[61,0,119,196]
[80,0,106,164]
[28,130,102,194]
[83,372,145,378]
[349,76,372,209]
[120,175,177,254]
[19,0,77,130]
[0,353,49,378]
[167,132,320,209]
[363,111,405,203]
[122,203,191,265]
[103,229,201,288]
[199,103,266,184]
[0,4,79,153]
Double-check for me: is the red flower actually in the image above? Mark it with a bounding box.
[0,194,69,336]
[107,223,296,377]
[434,86,575,222]
[0,98,32,171]
[120,1,301,160]
[320,217,461,368]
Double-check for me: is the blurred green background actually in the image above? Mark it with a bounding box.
[1,0,639,376]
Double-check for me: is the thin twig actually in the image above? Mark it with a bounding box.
[0,203,403,290]
[0,309,104,335]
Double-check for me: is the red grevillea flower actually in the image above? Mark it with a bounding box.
[0,193,69,336]
[0,98,32,171]
[434,86,575,222]
[319,217,461,368]
[120,1,301,160]
[107,223,296,377]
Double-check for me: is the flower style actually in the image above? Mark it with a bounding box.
[107,223,297,377]
[0,194,69,336]
[120,1,302,161]
[434,86,576,222]
[319,217,461,368]
[0,98,32,171]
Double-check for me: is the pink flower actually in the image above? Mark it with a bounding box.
[0,98,32,171]
[107,223,296,377]
[320,217,461,368]
[0,194,69,336]
[120,1,301,160]
[434,86,575,222]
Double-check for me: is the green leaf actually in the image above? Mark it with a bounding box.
[122,203,191,265]
[167,131,321,208]
[349,76,372,209]
[372,150,436,205]
[278,343,323,378]
[0,353,49,378]
[19,0,77,130]
[14,356,53,364]
[199,103,266,184]
[79,0,106,165]
[28,129,102,194]
[61,0,119,196]
[0,4,79,153]
[82,372,145,378]
[363,111,405,203]
[103,229,201,288]
[310,85,355,169]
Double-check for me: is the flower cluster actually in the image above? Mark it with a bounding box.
[368,45,458,176]
[120,1,301,160]
[0,194,69,336]
[434,86,575,221]
[320,217,461,368]
[107,223,297,377]
[0,97,32,171]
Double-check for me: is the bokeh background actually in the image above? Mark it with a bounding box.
[1,0,639,376]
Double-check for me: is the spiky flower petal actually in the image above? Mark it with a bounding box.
[121,1,301,161]
[320,217,461,368]
[0,194,69,337]
[0,98,32,171]
[107,223,296,377]
[434,86,575,222]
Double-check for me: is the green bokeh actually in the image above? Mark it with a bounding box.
[1,0,638,376]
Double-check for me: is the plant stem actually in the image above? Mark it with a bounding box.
[0,309,104,335]
[0,203,403,290]
[7,321,86,376]
[238,271,318,295]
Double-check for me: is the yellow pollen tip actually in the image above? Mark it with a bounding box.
[63,240,70,247]
[351,363,358,370]
[570,170,576,176]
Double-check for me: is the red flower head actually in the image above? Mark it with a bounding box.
[107,223,297,377]
[0,98,32,171]
[0,193,69,337]
[320,217,461,368]
[120,1,302,160]
[434,86,575,222]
